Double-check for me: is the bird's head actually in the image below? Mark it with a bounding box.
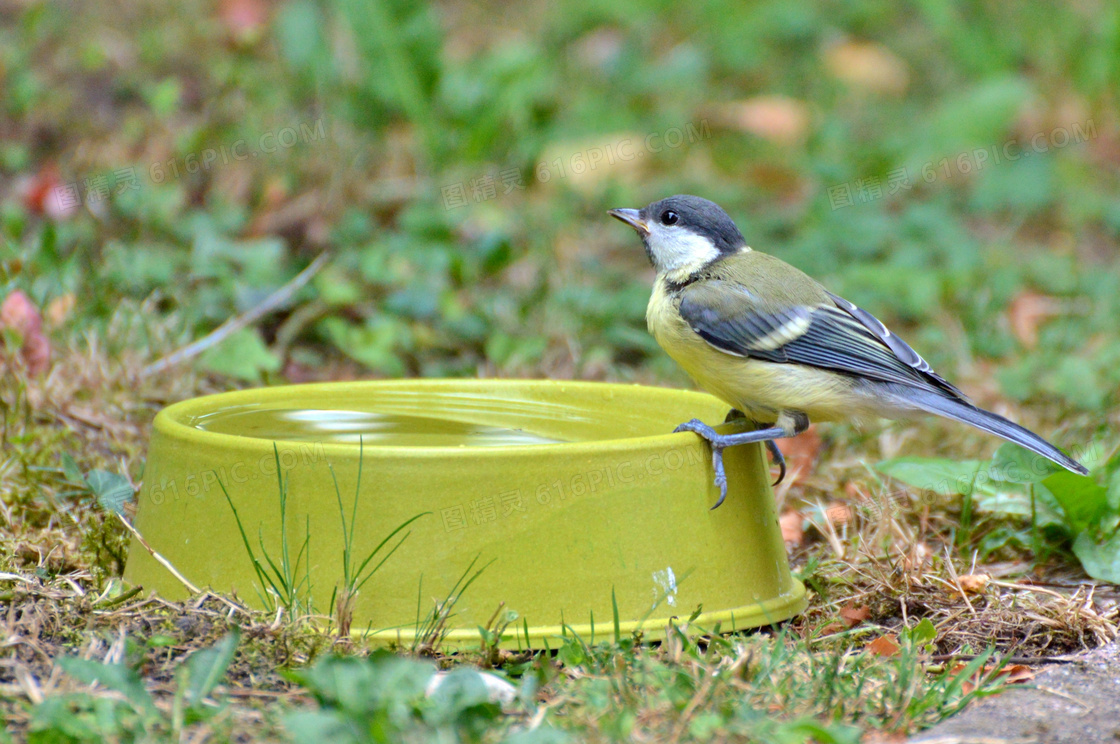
[608,195,747,279]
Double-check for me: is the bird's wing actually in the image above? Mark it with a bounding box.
[677,280,966,398]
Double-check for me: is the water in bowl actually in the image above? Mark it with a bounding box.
[191,407,564,447]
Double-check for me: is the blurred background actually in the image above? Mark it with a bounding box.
[2,0,1118,432]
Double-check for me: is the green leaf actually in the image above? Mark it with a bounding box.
[1038,471,1110,533]
[1072,531,1120,583]
[289,652,435,717]
[1104,447,1120,512]
[876,457,988,495]
[143,78,181,117]
[282,710,355,742]
[972,487,1067,527]
[57,656,158,718]
[501,727,573,744]
[989,442,1061,484]
[320,316,406,376]
[184,628,240,708]
[906,618,937,649]
[906,76,1032,173]
[60,453,84,485]
[199,327,282,382]
[84,470,134,515]
[878,454,1075,525]
[275,0,326,72]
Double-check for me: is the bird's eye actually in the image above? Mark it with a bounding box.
[660,210,679,226]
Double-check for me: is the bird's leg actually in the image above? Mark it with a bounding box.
[676,412,808,510]
[723,409,788,487]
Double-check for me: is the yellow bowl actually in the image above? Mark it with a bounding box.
[124,380,805,647]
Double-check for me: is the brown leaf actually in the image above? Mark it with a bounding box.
[1002,664,1035,685]
[781,424,821,482]
[1007,291,1062,348]
[866,634,900,657]
[902,542,930,572]
[824,501,852,525]
[537,133,649,195]
[779,510,803,546]
[957,574,990,595]
[710,96,809,146]
[839,602,871,628]
[823,41,909,95]
[19,164,79,220]
[948,662,1034,695]
[45,294,75,327]
[862,732,909,744]
[220,0,268,45]
[1,291,51,374]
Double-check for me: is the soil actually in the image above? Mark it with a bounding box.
[910,643,1120,744]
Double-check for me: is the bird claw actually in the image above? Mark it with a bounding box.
[674,418,717,438]
[765,440,787,486]
[710,446,729,510]
[676,415,789,508]
[676,419,730,508]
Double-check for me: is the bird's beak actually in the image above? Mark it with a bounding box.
[608,208,649,236]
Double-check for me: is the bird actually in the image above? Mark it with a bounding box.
[608,194,1088,509]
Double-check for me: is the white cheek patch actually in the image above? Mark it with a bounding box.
[647,226,721,276]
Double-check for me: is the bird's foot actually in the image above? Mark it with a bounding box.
[675,419,731,507]
[674,418,787,509]
[723,409,788,487]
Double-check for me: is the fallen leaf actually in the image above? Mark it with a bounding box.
[861,732,909,744]
[779,510,803,545]
[1007,291,1062,348]
[1002,664,1035,684]
[824,501,852,525]
[866,634,900,657]
[0,291,51,374]
[782,424,821,482]
[957,574,990,595]
[220,0,268,45]
[902,542,930,572]
[839,602,871,628]
[19,164,79,220]
[45,294,75,327]
[823,41,909,95]
[537,132,649,195]
[709,96,809,146]
[948,662,1034,695]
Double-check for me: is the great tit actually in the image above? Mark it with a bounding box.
[609,195,1088,508]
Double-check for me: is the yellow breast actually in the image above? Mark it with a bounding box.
[646,279,873,423]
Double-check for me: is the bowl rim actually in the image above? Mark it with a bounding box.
[152,378,740,459]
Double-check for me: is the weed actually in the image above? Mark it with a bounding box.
[326,437,431,638]
[219,445,315,618]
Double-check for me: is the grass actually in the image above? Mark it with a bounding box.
[218,447,316,619]
[1,339,1115,740]
[2,0,1120,740]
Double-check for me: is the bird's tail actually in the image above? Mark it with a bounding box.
[900,389,1088,475]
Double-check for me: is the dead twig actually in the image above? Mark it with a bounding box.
[142,253,330,376]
